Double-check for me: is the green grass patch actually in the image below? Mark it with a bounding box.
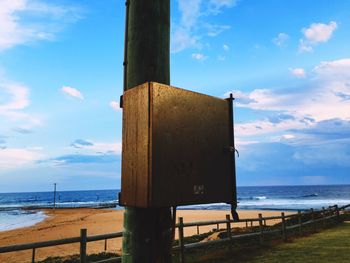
[249,222,350,263]
[180,222,350,263]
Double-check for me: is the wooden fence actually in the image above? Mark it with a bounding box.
[0,204,349,263]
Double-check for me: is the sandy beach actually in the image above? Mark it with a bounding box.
[0,208,292,262]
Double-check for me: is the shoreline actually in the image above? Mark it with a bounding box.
[0,208,292,262]
[0,203,334,233]
[0,209,48,232]
[0,206,296,233]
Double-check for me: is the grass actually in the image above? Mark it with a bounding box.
[183,221,350,263]
[248,222,350,263]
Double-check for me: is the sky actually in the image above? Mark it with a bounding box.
[0,0,349,192]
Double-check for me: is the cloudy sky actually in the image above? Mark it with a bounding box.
[0,0,349,192]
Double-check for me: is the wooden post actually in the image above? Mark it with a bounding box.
[245,221,248,228]
[217,223,220,230]
[281,212,286,241]
[104,239,107,251]
[298,210,302,236]
[178,217,185,263]
[122,1,173,262]
[258,214,264,245]
[226,214,232,250]
[80,229,87,263]
[32,248,35,263]
[335,205,340,222]
[322,207,326,227]
[310,208,315,232]
[196,225,199,235]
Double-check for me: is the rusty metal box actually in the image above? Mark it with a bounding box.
[120,82,236,208]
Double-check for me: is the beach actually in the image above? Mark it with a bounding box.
[0,208,292,262]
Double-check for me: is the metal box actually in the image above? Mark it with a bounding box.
[120,82,236,208]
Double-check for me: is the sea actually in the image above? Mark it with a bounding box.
[0,185,349,231]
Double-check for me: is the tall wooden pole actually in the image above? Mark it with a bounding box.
[122,1,172,262]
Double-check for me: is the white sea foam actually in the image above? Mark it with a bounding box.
[179,199,350,211]
[0,210,47,232]
[254,196,267,200]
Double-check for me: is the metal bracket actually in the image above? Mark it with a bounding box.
[226,93,239,221]
[120,95,123,108]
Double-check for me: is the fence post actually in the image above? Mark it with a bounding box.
[245,221,248,228]
[258,213,264,245]
[104,238,107,251]
[322,207,326,227]
[226,214,232,250]
[80,228,87,263]
[281,212,286,241]
[310,208,315,232]
[31,248,35,263]
[298,210,302,236]
[217,223,220,230]
[178,217,185,263]
[196,225,199,235]
[335,205,340,223]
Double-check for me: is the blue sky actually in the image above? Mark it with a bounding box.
[0,0,349,192]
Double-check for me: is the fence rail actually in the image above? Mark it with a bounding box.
[0,204,349,263]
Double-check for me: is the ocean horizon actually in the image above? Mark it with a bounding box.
[1,184,350,231]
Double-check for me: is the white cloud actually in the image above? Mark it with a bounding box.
[0,80,41,126]
[171,0,235,53]
[208,0,237,14]
[61,86,84,100]
[205,24,231,37]
[109,100,121,112]
[289,68,306,78]
[192,53,207,60]
[0,0,82,51]
[298,21,337,53]
[298,39,313,53]
[0,81,29,112]
[83,142,122,155]
[281,134,295,140]
[272,33,289,46]
[0,147,42,170]
[69,139,122,155]
[171,27,198,53]
[226,58,350,139]
[223,44,229,51]
[178,0,201,29]
[303,21,337,43]
[235,118,306,137]
[313,58,350,79]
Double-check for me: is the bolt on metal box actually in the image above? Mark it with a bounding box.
[120,82,236,208]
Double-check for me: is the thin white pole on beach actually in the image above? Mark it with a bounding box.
[53,183,57,209]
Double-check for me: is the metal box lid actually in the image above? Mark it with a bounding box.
[120,82,236,208]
